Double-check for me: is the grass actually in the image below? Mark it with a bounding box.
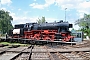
[0,42,30,46]
[0,42,10,45]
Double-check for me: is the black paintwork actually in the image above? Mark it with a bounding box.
[8,21,73,38]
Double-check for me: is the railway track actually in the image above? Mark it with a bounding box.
[60,51,90,60]
[44,45,69,60]
[0,44,21,60]
[15,45,34,60]
[44,41,90,60]
[0,52,20,60]
[72,40,90,48]
[0,44,34,60]
[0,40,90,60]
[15,52,30,60]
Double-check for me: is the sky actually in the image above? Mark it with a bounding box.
[0,0,90,30]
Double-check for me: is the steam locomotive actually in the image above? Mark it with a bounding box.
[8,20,74,44]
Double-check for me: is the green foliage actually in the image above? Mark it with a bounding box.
[0,42,29,46]
[75,13,90,37]
[37,16,46,24]
[0,10,13,34]
[75,14,90,28]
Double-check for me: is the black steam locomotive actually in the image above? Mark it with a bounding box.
[8,20,74,43]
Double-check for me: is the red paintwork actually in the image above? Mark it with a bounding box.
[24,30,57,41]
[12,30,74,42]
[61,33,74,42]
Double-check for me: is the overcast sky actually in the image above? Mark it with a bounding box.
[0,0,90,30]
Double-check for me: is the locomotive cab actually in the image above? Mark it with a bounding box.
[9,24,26,38]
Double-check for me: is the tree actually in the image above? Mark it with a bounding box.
[75,13,90,36]
[0,10,13,34]
[75,14,90,29]
[37,16,46,24]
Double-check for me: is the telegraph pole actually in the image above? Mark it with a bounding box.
[65,8,67,21]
